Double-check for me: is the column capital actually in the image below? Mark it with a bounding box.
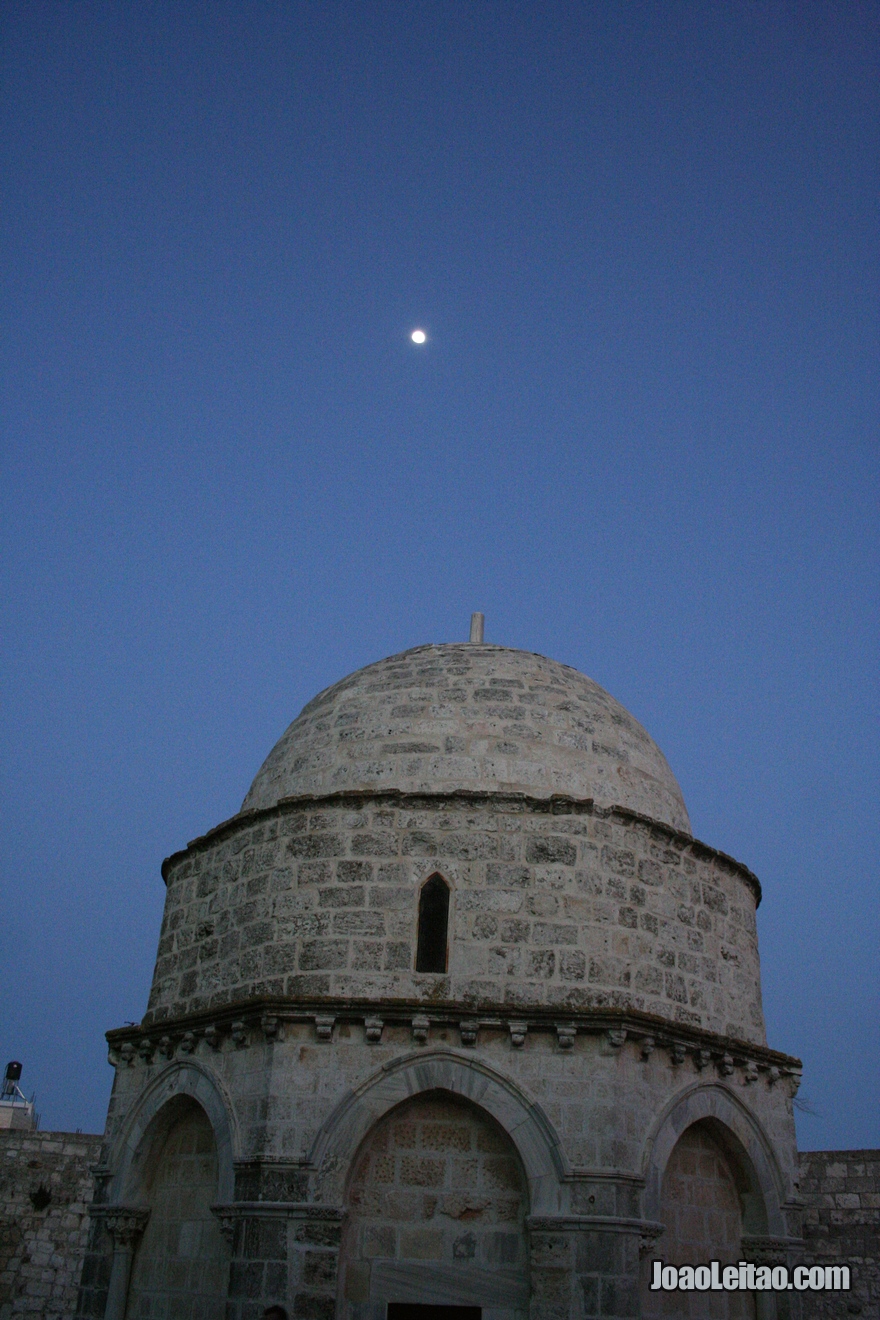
[94,1205,151,1248]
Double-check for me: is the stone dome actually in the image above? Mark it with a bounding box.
[242,643,691,833]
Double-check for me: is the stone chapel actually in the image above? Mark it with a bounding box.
[73,628,815,1320]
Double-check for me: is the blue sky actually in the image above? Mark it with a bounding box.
[1,2,877,1147]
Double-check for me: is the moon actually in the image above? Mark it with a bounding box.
[410,329,427,344]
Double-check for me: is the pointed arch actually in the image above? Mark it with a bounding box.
[124,1099,230,1318]
[641,1083,789,1236]
[340,1090,531,1317]
[107,1060,238,1203]
[307,1048,567,1214]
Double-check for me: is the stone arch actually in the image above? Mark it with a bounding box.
[123,1095,230,1320]
[642,1083,786,1235]
[339,1089,531,1318]
[309,1049,567,1214]
[109,1060,237,1203]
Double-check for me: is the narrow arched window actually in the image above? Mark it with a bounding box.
[416,874,450,973]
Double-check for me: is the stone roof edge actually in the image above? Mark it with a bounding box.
[798,1149,880,1159]
[0,1129,103,1141]
[108,995,801,1070]
[160,788,761,904]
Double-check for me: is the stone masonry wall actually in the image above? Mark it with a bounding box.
[105,1022,802,1210]
[239,643,693,835]
[798,1150,880,1319]
[0,1129,101,1320]
[643,1124,753,1320]
[341,1091,529,1318]
[125,1102,229,1320]
[148,793,765,1044]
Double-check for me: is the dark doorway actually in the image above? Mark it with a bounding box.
[387,1309,481,1320]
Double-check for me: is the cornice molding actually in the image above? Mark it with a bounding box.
[108,994,801,1078]
[160,787,762,904]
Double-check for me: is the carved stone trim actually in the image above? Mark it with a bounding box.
[639,1222,665,1256]
[607,1028,627,1049]
[211,1205,236,1247]
[105,1059,238,1206]
[117,1000,801,1074]
[528,1214,665,1239]
[509,1021,527,1048]
[95,1205,151,1248]
[642,1082,790,1239]
[211,1201,345,1222]
[364,1016,384,1043]
[459,1020,478,1047]
[315,1015,335,1042]
[741,1234,805,1266]
[564,1168,646,1187]
[556,1024,576,1050]
[411,1015,430,1044]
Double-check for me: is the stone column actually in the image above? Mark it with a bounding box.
[212,1201,344,1320]
[742,1235,808,1320]
[529,1214,659,1319]
[102,1207,150,1320]
[288,1204,344,1320]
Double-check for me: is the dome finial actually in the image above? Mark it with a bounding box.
[469,612,485,643]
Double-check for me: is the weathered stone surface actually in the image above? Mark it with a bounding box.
[642,1123,754,1318]
[125,1103,229,1319]
[151,795,764,1042]
[0,1129,101,1320]
[798,1149,880,1319]
[240,645,692,833]
[342,1092,529,1313]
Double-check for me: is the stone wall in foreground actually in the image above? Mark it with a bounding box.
[799,1149,880,1320]
[0,1129,102,1320]
[1,1124,878,1317]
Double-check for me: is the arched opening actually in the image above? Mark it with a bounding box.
[124,1096,229,1319]
[415,874,450,973]
[339,1091,530,1319]
[644,1119,758,1319]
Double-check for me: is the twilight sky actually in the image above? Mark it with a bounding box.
[1,2,877,1147]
